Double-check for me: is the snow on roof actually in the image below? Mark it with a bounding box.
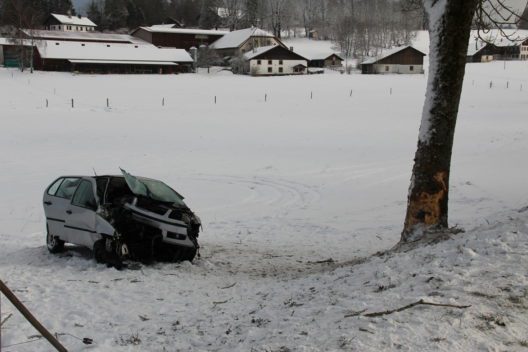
[0,37,32,46]
[150,24,179,29]
[243,45,277,60]
[50,13,97,27]
[21,29,147,44]
[69,59,178,66]
[136,27,228,36]
[303,52,343,61]
[211,27,274,49]
[361,46,425,65]
[283,38,343,60]
[37,41,193,63]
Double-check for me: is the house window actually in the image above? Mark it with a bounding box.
[409,66,414,71]
[279,60,283,65]
[268,60,272,65]
[257,60,261,65]
[385,66,389,72]
[268,67,272,73]
[279,67,283,73]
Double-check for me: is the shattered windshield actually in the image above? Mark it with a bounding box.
[121,169,186,206]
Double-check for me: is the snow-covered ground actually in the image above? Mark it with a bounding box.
[0,60,528,351]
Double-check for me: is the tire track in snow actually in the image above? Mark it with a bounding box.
[190,174,321,217]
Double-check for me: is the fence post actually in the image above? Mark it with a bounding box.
[0,280,68,352]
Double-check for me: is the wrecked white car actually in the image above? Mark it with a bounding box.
[43,170,201,266]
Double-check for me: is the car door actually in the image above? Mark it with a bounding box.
[43,177,81,242]
[65,179,99,248]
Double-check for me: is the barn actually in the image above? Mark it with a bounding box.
[243,45,308,76]
[361,46,425,74]
[307,53,344,69]
[131,27,227,51]
[34,40,193,74]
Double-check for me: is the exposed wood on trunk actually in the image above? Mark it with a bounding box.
[402,0,479,242]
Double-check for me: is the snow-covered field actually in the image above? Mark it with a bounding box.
[1,60,528,351]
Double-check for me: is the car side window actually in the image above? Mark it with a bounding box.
[55,178,81,199]
[72,180,97,210]
[47,178,64,196]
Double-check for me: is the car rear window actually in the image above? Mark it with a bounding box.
[47,178,64,196]
[55,178,81,200]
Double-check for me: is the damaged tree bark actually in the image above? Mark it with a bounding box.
[402,0,479,242]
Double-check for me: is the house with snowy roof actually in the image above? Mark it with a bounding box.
[466,30,528,62]
[360,46,425,74]
[242,45,308,76]
[44,13,97,32]
[210,27,285,58]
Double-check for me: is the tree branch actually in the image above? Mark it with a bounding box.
[362,299,471,318]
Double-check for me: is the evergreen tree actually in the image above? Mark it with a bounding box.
[245,0,259,26]
[104,0,127,29]
[87,0,104,28]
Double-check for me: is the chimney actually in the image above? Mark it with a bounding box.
[290,46,294,52]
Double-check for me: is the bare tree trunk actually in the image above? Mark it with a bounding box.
[401,0,479,242]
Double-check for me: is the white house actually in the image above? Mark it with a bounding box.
[44,13,97,32]
[243,45,308,76]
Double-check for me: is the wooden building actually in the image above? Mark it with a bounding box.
[131,27,227,51]
[34,40,193,74]
[44,13,97,32]
[361,46,425,74]
[307,53,344,68]
[210,27,284,58]
[243,45,308,76]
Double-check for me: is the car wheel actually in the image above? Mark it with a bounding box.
[93,239,106,264]
[46,224,64,253]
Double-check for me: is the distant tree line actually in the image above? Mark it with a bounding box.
[0,0,75,28]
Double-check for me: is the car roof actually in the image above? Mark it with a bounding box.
[57,175,160,182]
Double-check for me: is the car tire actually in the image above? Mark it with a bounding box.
[93,239,106,264]
[46,224,64,253]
